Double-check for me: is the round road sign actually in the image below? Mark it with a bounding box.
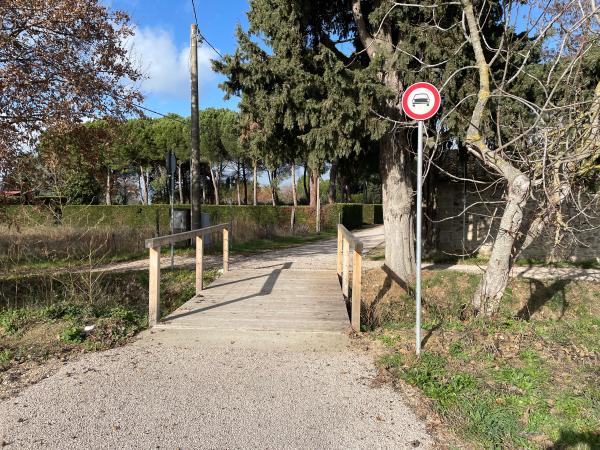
[401,82,441,120]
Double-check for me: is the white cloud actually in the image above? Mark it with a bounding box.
[126,26,215,98]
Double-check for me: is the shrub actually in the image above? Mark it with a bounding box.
[0,309,31,334]
[59,326,86,344]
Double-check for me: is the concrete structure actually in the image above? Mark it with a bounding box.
[435,182,600,262]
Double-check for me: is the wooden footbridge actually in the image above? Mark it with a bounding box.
[144,224,374,336]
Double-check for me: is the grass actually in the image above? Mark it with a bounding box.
[0,268,219,393]
[367,269,600,449]
[229,231,336,254]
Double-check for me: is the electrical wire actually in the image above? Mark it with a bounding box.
[197,30,223,58]
[112,93,187,124]
[190,0,223,59]
[133,102,188,124]
[191,0,199,27]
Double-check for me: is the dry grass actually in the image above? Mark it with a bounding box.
[0,224,153,270]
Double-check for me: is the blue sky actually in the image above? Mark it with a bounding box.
[107,0,250,117]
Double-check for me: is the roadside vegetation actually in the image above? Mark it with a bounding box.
[0,227,336,276]
[362,268,599,449]
[0,269,218,398]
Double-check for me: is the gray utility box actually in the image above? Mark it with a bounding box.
[201,212,212,249]
[170,209,212,248]
[172,208,190,234]
[171,208,190,247]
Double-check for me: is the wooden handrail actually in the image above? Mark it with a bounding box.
[146,223,230,326]
[336,224,363,332]
[145,223,229,249]
[337,224,364,250]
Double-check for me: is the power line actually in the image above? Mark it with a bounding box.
[190,0,199,27]
[133,102,187,125]
[113,93,187,124]
[190,0,223,59]
[197,30,223,58]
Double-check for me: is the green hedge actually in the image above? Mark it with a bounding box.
[362,204,384,225]
[1,203,382,233]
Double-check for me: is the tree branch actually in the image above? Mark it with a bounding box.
[319,32,360,69]
[351,0,375,59]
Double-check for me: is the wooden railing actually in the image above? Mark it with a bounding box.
[144,223,230,326]
[336,224,362,331]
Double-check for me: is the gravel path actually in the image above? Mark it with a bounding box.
[0,336,431,449]
[0,226,431,449]
[97,226,386,273]
[101,226,600,281]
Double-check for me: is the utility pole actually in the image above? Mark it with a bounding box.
[190,23,201,230]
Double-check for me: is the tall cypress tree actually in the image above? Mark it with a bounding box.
[215,0,426,279]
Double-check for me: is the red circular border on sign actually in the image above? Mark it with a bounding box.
[401,82,441,120]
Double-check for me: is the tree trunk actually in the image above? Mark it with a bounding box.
[242,163,248,204]
[145,169,151,205]
[140,166,149,205]
[472,174,530,316]
[303,163,309,202]
[272,170,279,205]
[424,153,441,256]
[177,163,184,204]
[209,165,220,205]
[350,0,417,284]
[236,159,242,205]
[328,159,338,204]
[316,172,321,233]
[253,160,257,206]
[138,169,144,204]
[309,169,317,207]
[105,169,111,205]
[380,131,416,282]
[291,163,298,207]
[267,170,277,206]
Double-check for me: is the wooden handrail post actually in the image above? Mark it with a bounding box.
[336,226,343,276]
[196,235,203,294]
[342,238,350,297]
[351,243,363,331]
[223,226,229,273]
[148,246,161,327]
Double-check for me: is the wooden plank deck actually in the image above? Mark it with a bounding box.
[156,264,350,334]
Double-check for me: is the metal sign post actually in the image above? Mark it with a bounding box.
[415,120,423,355]
[401,82,441,355]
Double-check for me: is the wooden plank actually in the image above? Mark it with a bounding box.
[145,223,228,249]
[148,246,161,327]
[223,227,229,273]
[351,245,362,331]
[342,238,350,297]
[160,265,351,334]
[196,235,203,294]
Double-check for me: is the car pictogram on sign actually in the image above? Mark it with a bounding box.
[401,82,441,120]
[412,93,430,107]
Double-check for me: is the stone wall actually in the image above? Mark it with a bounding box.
[434,182,600,263]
